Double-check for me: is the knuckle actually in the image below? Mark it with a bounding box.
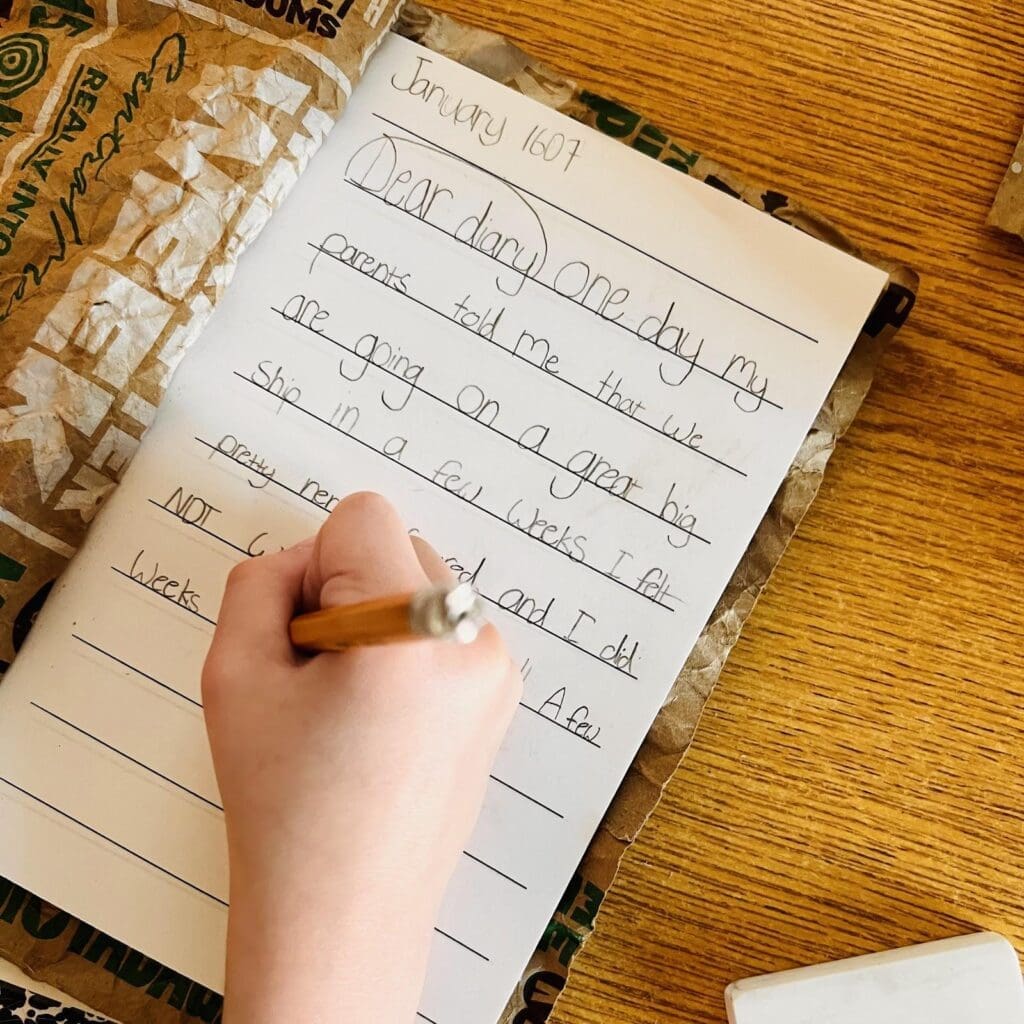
[201,638,253,724]
[225,556,260,590]
[200,645,229,711]
[338,490,395,521]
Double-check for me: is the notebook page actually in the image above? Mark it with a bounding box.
[0,33,887,1024]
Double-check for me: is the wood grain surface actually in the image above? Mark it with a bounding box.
[427,1,1024,1021]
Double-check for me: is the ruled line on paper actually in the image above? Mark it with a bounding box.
[0,775,228,907]
[462,851,527,891]
[268,303,714,543]
[145,499,252,557]
[30,702,223,812]
[518,700,602,749]
[110,566,217,627]
[435,927,489,962]
[72,634,203,710]
[305,241,750,478]
[488,775,563,819]
[369,112,819,350]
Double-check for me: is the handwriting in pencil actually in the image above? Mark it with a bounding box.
[128,549,202,615]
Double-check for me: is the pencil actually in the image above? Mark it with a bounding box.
[289,581,485,651]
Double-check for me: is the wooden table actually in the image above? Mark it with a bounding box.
[430,1,1024,1021]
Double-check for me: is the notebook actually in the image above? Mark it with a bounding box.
[0,32,888,1024]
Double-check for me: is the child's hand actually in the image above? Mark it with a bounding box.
[202,492,521,1022]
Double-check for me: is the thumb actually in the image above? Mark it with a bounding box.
[302,491,428,611]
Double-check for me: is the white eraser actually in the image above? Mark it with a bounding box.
[726,933,1024,1024]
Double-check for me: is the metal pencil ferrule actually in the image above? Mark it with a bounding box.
[410,582,485,643]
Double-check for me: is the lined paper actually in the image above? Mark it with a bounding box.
[0,34,887,1024]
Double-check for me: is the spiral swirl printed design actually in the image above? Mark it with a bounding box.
[0,33,49,101]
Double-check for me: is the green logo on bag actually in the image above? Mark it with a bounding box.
[0,32,49,100]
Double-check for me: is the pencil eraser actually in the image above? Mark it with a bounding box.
[726,933,1024,1024]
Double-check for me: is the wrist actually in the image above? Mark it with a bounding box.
[224,857,440,1022]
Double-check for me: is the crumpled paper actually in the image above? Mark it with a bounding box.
[0,0,402,674]
[0,1,918,1022]
[989,133,1024,237]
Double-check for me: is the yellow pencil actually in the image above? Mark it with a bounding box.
[289,582,485,652]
